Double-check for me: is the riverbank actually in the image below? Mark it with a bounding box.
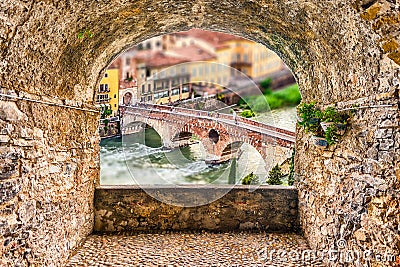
[239,83,301,113]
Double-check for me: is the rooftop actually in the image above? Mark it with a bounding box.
[166,44,216,61]
[175,28,244,49]
[137,51,189,68]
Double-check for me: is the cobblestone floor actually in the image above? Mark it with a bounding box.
[66,232,326,266]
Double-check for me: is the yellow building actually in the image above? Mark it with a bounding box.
[227,39,284,79]
[96,68,119,117]
[174,29,284,80]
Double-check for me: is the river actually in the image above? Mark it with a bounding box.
[100,107,296,185]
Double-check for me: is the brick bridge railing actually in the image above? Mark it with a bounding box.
[120,103,295,163]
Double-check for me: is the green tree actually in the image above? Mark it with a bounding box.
[260,78,272,92]
[101,108,113,119]
[288,149,295,186]
[266,164,283,185]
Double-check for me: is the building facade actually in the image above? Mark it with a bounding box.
[96,68,119,117]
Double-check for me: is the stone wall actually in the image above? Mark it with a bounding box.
[94,185,299,233]
[296,94,400,266]
[0,0,399,266]
[0,95,99,266]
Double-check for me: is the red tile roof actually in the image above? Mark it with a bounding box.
[175,28,243,49]
[137,51,189,68]
[167,45,216,61]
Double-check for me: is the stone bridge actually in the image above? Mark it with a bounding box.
[1,1,399,266]
[122,104,294,164]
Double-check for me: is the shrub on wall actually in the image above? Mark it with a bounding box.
[242,172,259,185]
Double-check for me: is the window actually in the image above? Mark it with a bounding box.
[114,94,117,98]
[126,58,130,65]
[141,85,145,93]
[96,94,109,103]
[156,41,161,47]
[172,89,179,96]
[146,43,151,49]
[158,91,168,98]
[244,54,248,62]
[148,84,151,92]
[104,73,108,78]
[147,95,152,101]
[114,104,117,107]
[99,84,109,93]
[182,86,189,93]
[192,68,197,77]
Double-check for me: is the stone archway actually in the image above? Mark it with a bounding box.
[1,1,399,266]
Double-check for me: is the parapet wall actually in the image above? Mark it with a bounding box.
[94,185,299,233]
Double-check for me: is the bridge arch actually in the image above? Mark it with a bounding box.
[221,141,269,182]
[2,1,399,266]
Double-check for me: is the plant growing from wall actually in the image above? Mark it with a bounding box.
[297,102,322,133]
[77,29,94,39]
[297,102,351,147]
[242,172,259,185]
[266,164,283,185]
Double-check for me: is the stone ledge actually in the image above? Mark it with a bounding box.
[94,185,299,233]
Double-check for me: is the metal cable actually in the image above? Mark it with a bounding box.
[0,93,99,113]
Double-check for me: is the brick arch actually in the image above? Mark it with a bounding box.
[125,116,167,144]
[220,140,265,162]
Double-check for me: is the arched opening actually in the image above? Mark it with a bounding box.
[208,129,220,144]
[4,1,399,266]
[123,92,133,105]
[221,141,285,185]
[99,29,298,187]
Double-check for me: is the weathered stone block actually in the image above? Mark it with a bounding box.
[0,102,27,122]
[0,179,21,204]
[0,134,10,143]
[18,200,36,224]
